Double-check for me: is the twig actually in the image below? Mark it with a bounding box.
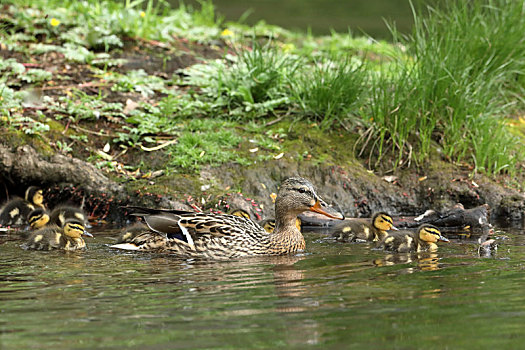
[70,124,114,137]
[265,115,286,127]
[40,82,107,91]
[140,138,178,152]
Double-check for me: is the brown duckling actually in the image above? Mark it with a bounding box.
[22,218,93,251]
[111,177,344,259]
[49,205,87,227]
[331,212,397,242]
[115,222,149,243]
[378,224,449,253]
[231,208,302,233]
[27,208,51,229]
[0,186,45,228]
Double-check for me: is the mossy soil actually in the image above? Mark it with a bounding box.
[1,32,524,225]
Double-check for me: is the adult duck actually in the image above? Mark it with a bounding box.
[112,177,344,259]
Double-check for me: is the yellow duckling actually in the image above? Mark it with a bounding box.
[115,222,149,243]
[49,205,86,227]
[331,212,397,242]
[378,224,449,253]
[230,208,251,220]
[27,208,51,229]
[23,218,93,251]
[111,177,344,259]
[231,208,301,233]
[0,186,45,228]
[259,217,302,233]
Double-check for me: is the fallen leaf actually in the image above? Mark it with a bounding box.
[273,152,284,160]
[249,147,259,153]
[123,99,139,114]
[418,176,427,181]
[382,175,398,183]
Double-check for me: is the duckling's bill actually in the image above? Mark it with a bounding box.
[438,234,449,242]
[309,200,344,220]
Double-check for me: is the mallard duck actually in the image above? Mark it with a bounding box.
[49,205,86,227]
[232,208,302,233]
[22,218,93,251]
[331,212,397,242]
[27,208,50,229]
[378,224,449,253]
[0,186,45,228]
[111,177,344,259]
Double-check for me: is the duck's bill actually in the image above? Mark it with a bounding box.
[438,235,449,242]
[83,231,94,237]
[309,200,344,220]
[391,225,399,231]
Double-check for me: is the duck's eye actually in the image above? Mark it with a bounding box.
[297,188,310,195]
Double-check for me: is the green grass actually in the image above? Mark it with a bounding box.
[291,54,368,127]
[2,0,525,177]
[359,0,525,174]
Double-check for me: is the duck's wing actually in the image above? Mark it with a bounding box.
[122,206,194,216]
[145,212,263,239]
[124,207,264,249]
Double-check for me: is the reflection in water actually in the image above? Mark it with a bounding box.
[2,227,525,349]
[373,252,441,272]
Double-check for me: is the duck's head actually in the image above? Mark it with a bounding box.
[27,208,50,229]
[276,177,344,220]
[63,219,93,239]
[372,212,398,231]
[418,224,449,243]
[25,186,44,206]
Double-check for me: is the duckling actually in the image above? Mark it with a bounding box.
[49,205,86,227]
[378,224,449,253]
[27,208,50,229]
[230,208,251,220]
[115,222,149,243]
[259,218,302,233]
[22,218,93,251]
[0,186,45,228]
[26,186,45,209]
[331,212,397,242]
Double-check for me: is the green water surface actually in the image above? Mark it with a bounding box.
[0,228,523,349]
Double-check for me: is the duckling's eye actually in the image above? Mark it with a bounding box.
[380,215,392,224]
[297,188,307,194]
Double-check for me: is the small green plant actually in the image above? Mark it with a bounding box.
[20,68,52,83]
[55,140,73,153]
[109,69,167,97]
[51,89,124,122]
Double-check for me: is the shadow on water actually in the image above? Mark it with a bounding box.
[1,225,525,349]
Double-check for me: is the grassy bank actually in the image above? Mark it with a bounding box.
[1,0,524,181]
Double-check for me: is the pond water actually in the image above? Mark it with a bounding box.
[1,226,525,349]
[172,0,445,38]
